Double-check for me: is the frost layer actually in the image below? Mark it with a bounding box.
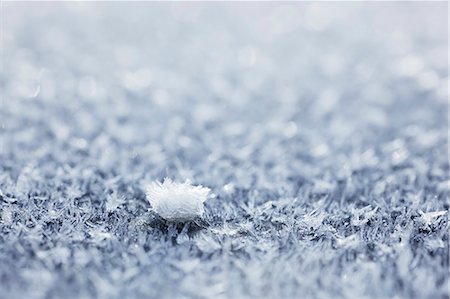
[1,3,448,299]
[146,179,210,221]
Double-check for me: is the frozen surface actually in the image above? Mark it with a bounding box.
[0,3,449,299]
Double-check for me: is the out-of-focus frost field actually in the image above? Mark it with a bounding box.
[0,2,449,299]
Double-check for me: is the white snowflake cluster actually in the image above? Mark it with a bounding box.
[145,178,210,222]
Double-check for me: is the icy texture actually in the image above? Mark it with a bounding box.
[146,178,210,221]
[0,2,449,299]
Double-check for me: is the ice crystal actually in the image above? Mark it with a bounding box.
[1,3,448,299]
[146,178,210,222]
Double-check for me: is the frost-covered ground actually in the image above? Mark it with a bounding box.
[1,2,449,299]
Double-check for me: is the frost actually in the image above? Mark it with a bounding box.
[419,210,448,224]
[335,234,360,249]
[145,178,210,222]
[311,180,335,194]
[105,192,126,212]
[1,3,448,299]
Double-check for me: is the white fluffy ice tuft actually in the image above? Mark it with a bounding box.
[146,178,210,222]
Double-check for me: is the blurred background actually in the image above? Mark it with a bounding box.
[2,2,448,184]
[1,2,448,299]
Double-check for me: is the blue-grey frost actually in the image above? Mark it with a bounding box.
[0,2,448,299]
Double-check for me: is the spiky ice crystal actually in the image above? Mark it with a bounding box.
[146,178,210,222]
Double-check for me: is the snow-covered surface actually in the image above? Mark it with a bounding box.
[0,2,449,299]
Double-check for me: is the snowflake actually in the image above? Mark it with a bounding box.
[145,178,211,222]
